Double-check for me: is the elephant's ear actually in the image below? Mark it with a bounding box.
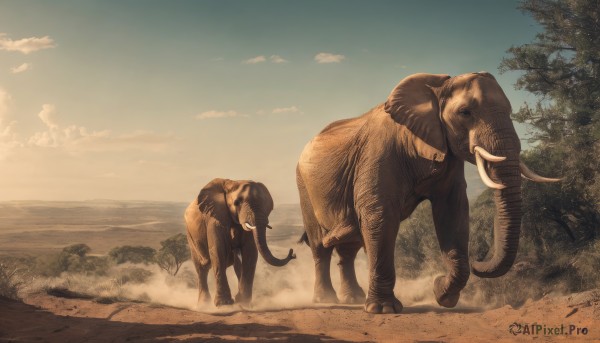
[222,179,242,218]
[384,73,450,162]
[197,178,230,219]
[255,182,274,210]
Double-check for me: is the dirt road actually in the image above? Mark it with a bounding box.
[1,290,598,342]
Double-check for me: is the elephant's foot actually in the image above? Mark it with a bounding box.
[197,291,211,306]
[313,288,338,304]
[234,293,251,306]
[339,286,366,304]
[214,296,234,307]
[433,276,460,308]
[364,296,403,314]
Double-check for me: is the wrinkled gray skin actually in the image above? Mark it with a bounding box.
[186,178,295,307]
[296,72,528,314]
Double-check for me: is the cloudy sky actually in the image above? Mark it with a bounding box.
[0,1,540,203]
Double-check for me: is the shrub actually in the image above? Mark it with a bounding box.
[114,267,153,284]
[36,244,110,277]
[0,261,25,300]
[109,246,156,265]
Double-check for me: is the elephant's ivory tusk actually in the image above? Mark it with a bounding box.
[244,222,256,230]
[520,161,562,183]
[476,151,507,189]
[521,173,533,181]
[474,146,506,162]
[266,224,273,230]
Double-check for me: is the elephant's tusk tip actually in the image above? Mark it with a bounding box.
[519,161,563,183]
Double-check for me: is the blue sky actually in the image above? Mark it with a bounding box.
[0,1,540,203]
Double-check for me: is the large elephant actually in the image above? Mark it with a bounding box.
[296,72,560,314]
[185,178,295,307]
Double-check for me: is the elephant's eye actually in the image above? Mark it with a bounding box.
[233,199,241,206]
[458,109,471,117]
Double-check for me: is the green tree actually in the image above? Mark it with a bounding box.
[156,233,190,276]
[469,189,494,262]
[109,245,156,265]
[38,243,109,276]
[394,201,441,278]
[499,0,600,250]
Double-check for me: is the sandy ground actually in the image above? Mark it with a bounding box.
[1,290,598,342]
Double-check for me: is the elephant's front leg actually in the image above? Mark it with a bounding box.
[361,210,403,314]
[207,222,234,307]
[235,238,258,306]
[431,181,470,308]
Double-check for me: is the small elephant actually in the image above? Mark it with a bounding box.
[185,178,295,307]
[296,72,560,314]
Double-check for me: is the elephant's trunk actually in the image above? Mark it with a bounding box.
[251,224,296,267]
[471,133,523,278]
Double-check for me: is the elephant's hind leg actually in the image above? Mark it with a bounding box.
[335,242,366,304]
[297,171,338,304]
[191,252,211,305]
[311,244,337,303]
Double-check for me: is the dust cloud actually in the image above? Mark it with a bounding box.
[24,235,487,312]
[118,236,467,313]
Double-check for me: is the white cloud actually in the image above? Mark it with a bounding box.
[314,52,345,64]
[0,33,55,54]
[37,104,58,129]
[272,106,301,114]
[243,55,266,64]
[243,55,289,64]
[270,55,288,63]
[28,104,173,153]
[195,110,239,120]
[0,89,21,159]
[10,63,31,74]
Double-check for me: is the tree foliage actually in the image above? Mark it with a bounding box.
[38,243,110,277]
[156,233,190,276]
[394,201,442,278]
[109,245,156,265]
[500,0,600,247]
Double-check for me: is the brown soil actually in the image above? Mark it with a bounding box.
[1,290,598,342]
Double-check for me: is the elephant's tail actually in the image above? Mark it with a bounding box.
[297,232,309,246]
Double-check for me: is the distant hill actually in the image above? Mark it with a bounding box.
[0,200,187,255]
[0,169,486,257]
